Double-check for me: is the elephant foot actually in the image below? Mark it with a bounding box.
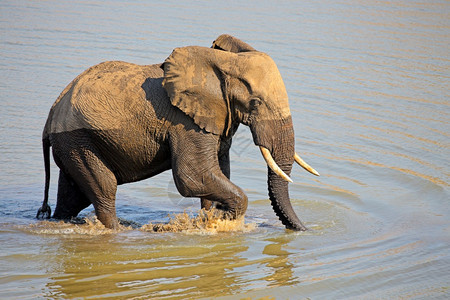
[199,207,235,223]
[68,217,87,224]
[213,198,247,221]
[200,198,226,212]
[200,198,214,210]
[36,204,51,219]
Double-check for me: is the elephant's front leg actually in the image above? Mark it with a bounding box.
[170,132,247,218]
[201,138,231,211]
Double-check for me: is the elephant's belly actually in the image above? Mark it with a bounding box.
[90,128,172,184]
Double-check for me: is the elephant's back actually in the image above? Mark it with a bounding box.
[46,61,164,135]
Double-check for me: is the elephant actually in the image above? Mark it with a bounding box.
[36,34,319,231]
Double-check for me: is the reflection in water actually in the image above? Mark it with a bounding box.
[262,236,299,288]
[42,231,252,298]
[21,219,303,299]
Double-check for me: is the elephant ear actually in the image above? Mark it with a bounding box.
[162,46,234,135]
[212,34,256,53]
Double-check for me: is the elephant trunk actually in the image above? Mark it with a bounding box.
[252,117,307,231]
[267,160,306,231]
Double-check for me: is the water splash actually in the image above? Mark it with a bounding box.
[26,215,133,235]
[24,209,256,235]
[141,209,256,234]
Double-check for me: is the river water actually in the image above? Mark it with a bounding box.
[1,1,449,299]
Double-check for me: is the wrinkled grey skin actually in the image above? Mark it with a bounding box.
[37,35,307,231]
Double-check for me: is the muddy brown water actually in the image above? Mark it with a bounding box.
[1,1,449,299]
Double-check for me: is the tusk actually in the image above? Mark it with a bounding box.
[259,146,293,183]
[294,153,320,176]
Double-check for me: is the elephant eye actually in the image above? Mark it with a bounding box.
[249,98,262,110]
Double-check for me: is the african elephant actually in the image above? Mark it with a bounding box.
[36,34,319,231]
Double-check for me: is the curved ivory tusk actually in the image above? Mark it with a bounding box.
[294,153,320,176]
[259,146,293,183]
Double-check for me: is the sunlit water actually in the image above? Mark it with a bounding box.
[1,1,449,299]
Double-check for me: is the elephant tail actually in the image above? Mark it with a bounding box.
[36,135,52,219]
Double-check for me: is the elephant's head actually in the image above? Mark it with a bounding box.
[162,35,319,230]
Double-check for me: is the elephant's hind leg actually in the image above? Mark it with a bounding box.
[52,131,119,229]
[53,171,91,220]
[69,148,119,229]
